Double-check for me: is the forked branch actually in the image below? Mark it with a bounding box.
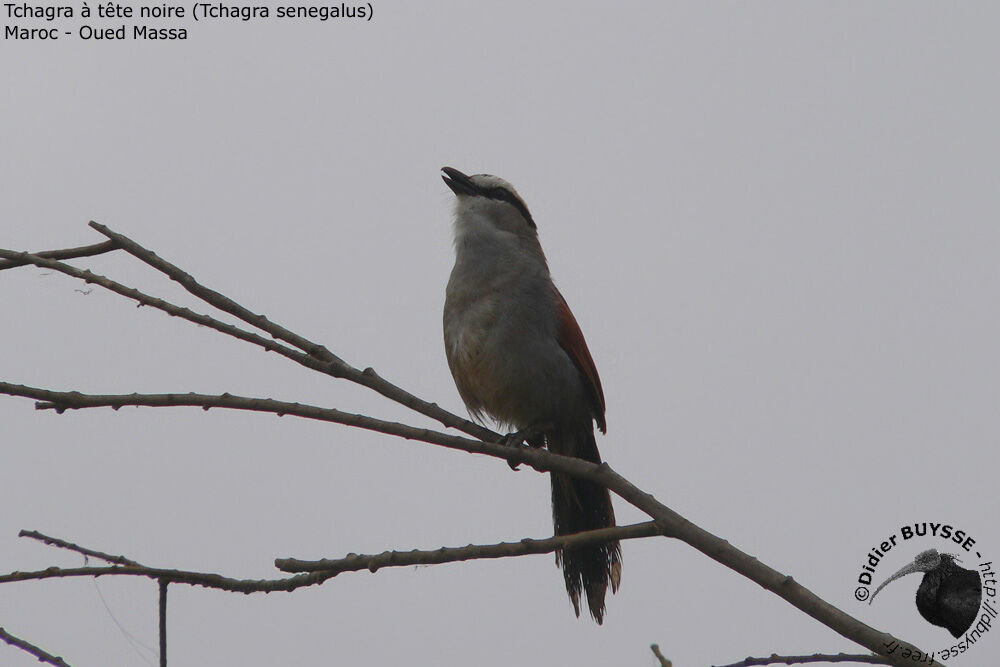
[5,523,657,593]
[0,227,924,666]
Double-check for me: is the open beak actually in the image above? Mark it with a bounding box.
[442,167,478,196]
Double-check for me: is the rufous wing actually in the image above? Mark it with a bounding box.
[554,288,606,432]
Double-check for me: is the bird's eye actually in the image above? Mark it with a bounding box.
[486,186,536,229]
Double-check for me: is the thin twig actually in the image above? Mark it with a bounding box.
[650,643,672,667]
[713,654,889,666]
[0,626,73,666]
[0,240,117,271]
[0,242,499,444]
[0,524,655,593]
[86,222,342,363]
[0,563,327,593]
[276,521,659,572]
[0,248,313,363]
[0,229,927,665]
[0,382,922,664]
[158,579,167,667]
[0,384,503,462]
[19,529,142,567]
[0,248,490,443]
[87,223,499,442]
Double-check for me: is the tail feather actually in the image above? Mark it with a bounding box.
[549,427,621,623]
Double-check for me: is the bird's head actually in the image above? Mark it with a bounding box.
[442,167,537,240]
[868,549,959,603]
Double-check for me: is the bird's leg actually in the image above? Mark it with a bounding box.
[502,422,554,470]
[503,422,554,447]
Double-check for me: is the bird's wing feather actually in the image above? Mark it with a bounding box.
[554,287,606,432]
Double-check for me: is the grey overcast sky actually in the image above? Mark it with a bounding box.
[2,3,998,666]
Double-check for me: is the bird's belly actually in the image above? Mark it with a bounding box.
[445,294,585,429]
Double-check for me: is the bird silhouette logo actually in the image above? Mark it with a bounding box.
[869,548,983,638]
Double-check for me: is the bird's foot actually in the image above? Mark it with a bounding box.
[501,423,553,470]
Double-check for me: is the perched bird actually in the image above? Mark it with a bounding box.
[869,548,982,638]
[441,167,620,623]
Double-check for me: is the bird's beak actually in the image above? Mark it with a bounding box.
[442,167,477,196]
[868,560,925,604]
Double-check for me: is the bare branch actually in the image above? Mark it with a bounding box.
[88,221,341,363]
[0,229,927,665]
[651,645,887,666]
[276,521,659,573]
[714,653,889,666]
[0,563,326,593]
[0,382,923,663]
[0,240,116,271]
[0,248,298,355]
[158,579,168,667]
[0,242,498,444]
[0,524,654,594]
[1,384,496,462]
[0,626,73,666]
[650,644,671,667]
[19,529,142,567]
[86,222,499,442]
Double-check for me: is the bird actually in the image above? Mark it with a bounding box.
[440,166,621,623]
[869,548,982,638]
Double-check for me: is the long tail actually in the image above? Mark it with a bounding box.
[548,426,621,624]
